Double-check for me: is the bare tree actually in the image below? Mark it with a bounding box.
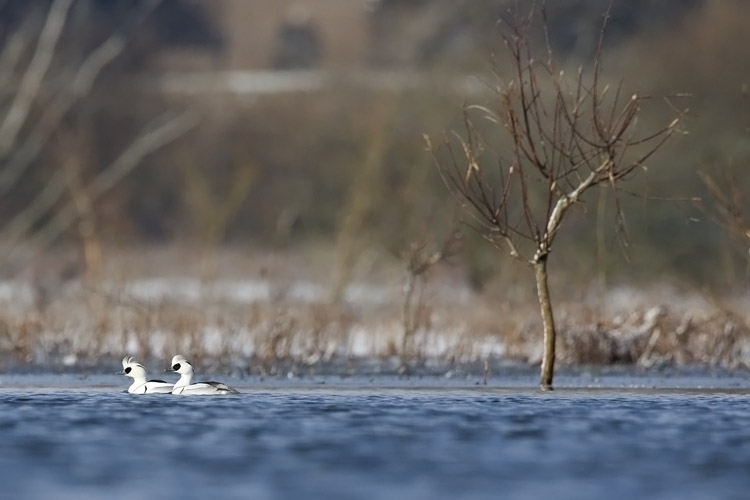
[693,84,750,287]
[425,6,681,389]
[398,222,460,373]
[331,94,399,302]
[181,153,257,279]
[3,111,198,265]
[696,164,750,281]
[0,0,162,197]
[697,166,750,239]
[0,1,199,280]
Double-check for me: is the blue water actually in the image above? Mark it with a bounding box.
[1,377,750,500]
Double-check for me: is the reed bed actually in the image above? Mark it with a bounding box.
[1,248,749,376]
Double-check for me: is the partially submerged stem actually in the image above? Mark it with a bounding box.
[534,257,556,391]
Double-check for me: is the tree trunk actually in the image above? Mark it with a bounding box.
[534,257,556,390]
[400,271,417,371]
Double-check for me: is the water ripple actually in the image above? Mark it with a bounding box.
[0,388,749,500]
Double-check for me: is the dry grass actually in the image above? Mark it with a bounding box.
[1,246,750,375]
[556,291,750,370]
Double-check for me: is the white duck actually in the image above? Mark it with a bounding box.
[169,355,239,395]
[120,356,174,394]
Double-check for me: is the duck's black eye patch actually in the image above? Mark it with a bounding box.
[124,367,131,374]
[172,363,180,370]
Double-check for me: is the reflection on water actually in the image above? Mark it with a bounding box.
[1,379,749,500]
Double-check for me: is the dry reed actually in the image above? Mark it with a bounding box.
[1,247,749,375]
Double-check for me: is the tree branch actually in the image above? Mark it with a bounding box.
[0,0,163,197]
[0,0,73,157]
[3,110,198,267]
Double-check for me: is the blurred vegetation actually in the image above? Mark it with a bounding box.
[0,0,749,292]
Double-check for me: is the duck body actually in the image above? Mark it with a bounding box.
[128,379,175,394]
[169,355,239,395]
[171,381,238,395]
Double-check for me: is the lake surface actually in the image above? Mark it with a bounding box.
[1,374,750,500]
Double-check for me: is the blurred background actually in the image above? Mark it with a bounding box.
[1,0,749,293]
